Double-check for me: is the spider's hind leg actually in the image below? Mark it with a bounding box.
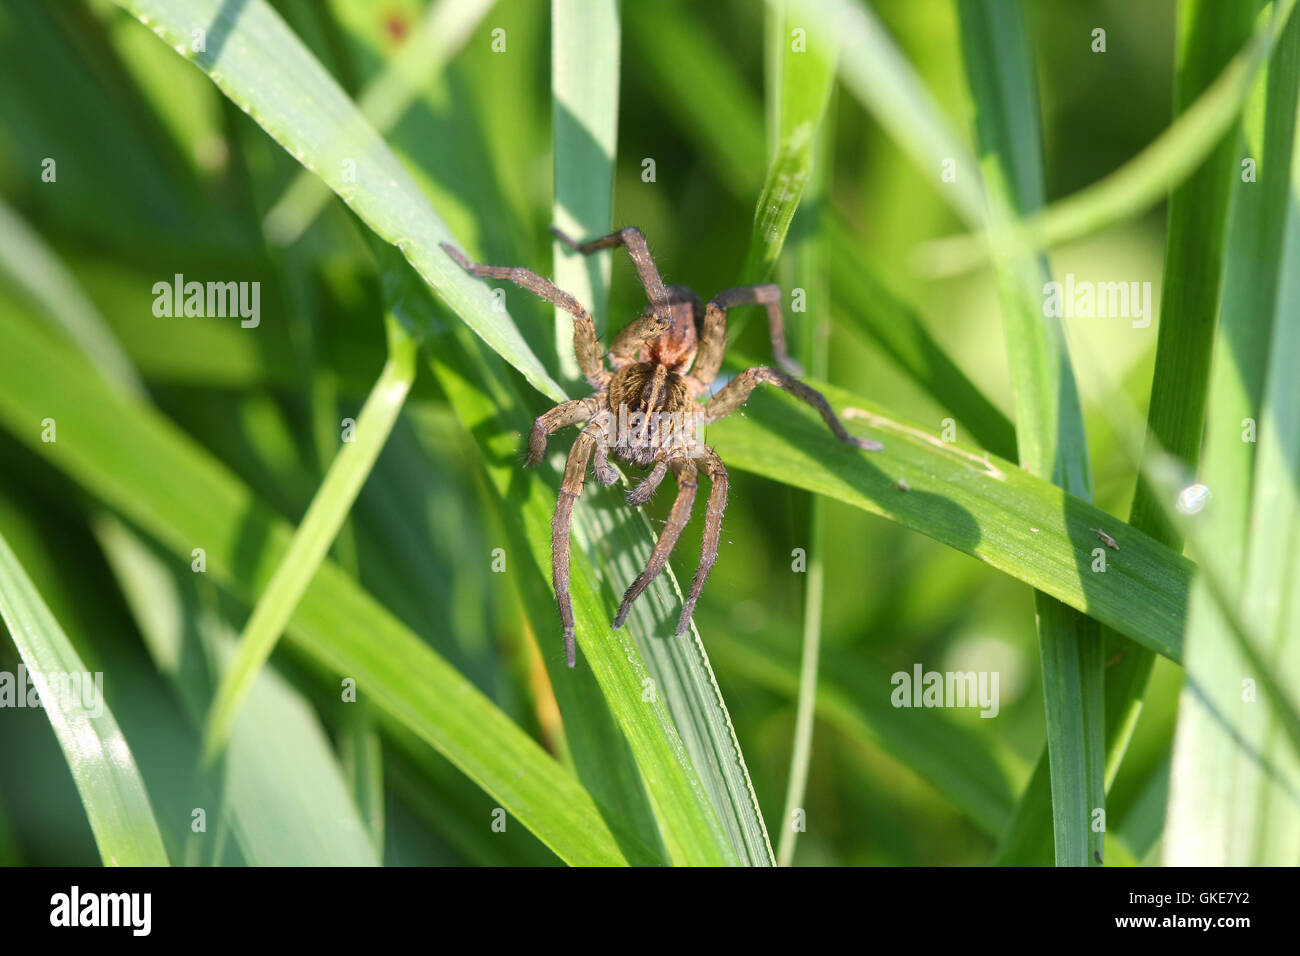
[676,447,728,637]
[552,421,606,666]
[613,458,698,629]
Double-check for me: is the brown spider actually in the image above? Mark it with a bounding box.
[442,227,881,667]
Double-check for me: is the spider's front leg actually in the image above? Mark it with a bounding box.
[592,440,619,487]
[526,396,604,466]
[692,284,806,386]
[552,421,606,667]
[440,241,608,389]
[702,366,884,452]
[625,459,668,507]
[550,226,675,335]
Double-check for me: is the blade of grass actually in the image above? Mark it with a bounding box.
[551,0,619,373]
[0,311,644,866]
[955,0,1102,866]
[706,360,1189,665]
[1167,7,1300,859]
[201,314,419,763]
[0,530,169,866]
[743,0,835,285]
[750,0,839,867]
[114,0,563,402]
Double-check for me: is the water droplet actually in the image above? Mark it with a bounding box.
[1177,482,1211,515]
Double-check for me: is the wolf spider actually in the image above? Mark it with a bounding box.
[442,227,881,667]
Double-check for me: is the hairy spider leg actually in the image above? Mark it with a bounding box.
[676,447,728,637]
[550,226,675,336]
[526,395,604,466]
[592,440,619,487]
[702,366,884,451]
[552,421,606,667]
[613,458,699,629]
[625,458,669,507]
[692,284,804,386]
[440,242,607,389]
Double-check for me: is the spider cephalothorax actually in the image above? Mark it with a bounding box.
[442,227,881,666]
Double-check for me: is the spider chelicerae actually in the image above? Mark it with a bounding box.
[442,227,882,667]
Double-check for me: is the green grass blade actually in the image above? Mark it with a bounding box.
[551,0,620,369]
[707,363,1188,665]
[954,0,1102,866]
[202,315,419,763]
[742,0,836,284]
[114,0,563,403]
[1167,5,1300,860]
[751,0,840,866]
[0,529,169,866]
[0,312,640,867]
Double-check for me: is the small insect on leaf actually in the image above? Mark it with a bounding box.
[1089,527,1119,551]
